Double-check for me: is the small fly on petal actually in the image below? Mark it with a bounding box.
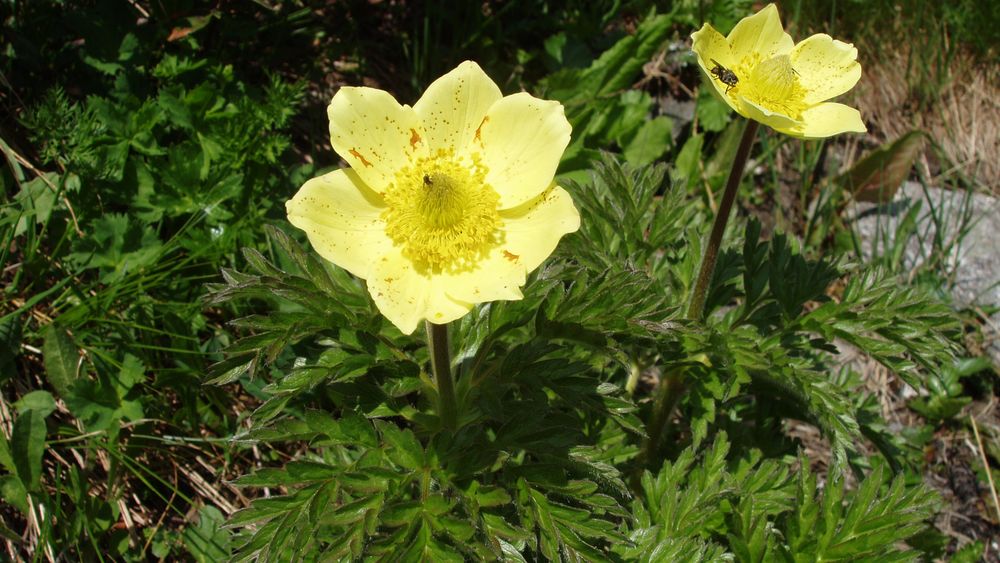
[709,59,739,93]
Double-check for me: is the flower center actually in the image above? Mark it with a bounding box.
[740,54,807,119]
[382,149,501,272]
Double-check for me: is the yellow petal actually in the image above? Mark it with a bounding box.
[425,279,473,326]
[727,3,793,63]
[367,250,429,334]
[476,93,571,209]
[413,61,503,154]
[435,185,579,307]
[690,23,741,114]
[285,169,393,280]
[367,250,471,334]
[737,96,801,132]
[784,102,867,139]
[327,87,427,192]
[500,184,580,272]
[439,248,525,305]
[790,34,862,105]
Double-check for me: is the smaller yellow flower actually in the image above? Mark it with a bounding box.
[286,61,580,334]
[691,3,866,139]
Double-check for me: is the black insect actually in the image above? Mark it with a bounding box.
[423,174,433,186]
[709,59,739,93]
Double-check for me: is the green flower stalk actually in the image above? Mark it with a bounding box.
[642,2,866,465]
[426,321,458,431]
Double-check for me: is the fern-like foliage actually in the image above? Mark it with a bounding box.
[624,434,938,562]
[559,154,705,300]
[776,460,939,562]
[205,225,379,387]
[22,87,111,178]
[796,267,961,389]
[635,207,958,465]
[207,228,645,560]
[220,374,639,560]
[515,155,957,474]
[206,154,961,560]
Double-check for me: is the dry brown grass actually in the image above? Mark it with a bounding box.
[854,45,1000,193]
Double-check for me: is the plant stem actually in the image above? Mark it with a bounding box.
[686,119,760,321]
[641,366,684,464]
[426,321,457,431]
[641,118,759,467]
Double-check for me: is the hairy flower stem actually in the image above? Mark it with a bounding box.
[426,321,458,431]
[687,119,759,320]
[641,119,759,466]
[641,365,685,466]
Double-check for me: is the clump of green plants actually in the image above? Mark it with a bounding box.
[2,1,994,561]
[1,2,306,559]
[202,5,984,560]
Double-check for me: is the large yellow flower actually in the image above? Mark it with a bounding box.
[691,3,866,139]
[286,61,580,334]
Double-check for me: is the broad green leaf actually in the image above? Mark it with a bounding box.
[703,118,745,190]
[438,516,475,541]
[0,433,13,474]
[696,89,732,132]
[674,133,704,190]
[42,325,78,397]
[321,494,384,527]
[337,412,379,448]
[14,391,56,417]
[475,486,512,508]
[11,407,48,491]
[380,501,422,527]
[183,506,231,563]
[66,213,163,282]
[624,116,673,166]
[0,475,28,514]
[12,172,61,236]
[338,470,393,493]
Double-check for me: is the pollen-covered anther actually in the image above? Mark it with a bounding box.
[382,149,500,272]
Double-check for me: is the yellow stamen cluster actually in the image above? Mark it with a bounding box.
[741,55,807,119]
[382,149,501,272]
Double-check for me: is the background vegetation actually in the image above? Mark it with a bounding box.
[2,0,998,560]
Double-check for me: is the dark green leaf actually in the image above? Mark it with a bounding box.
[11,407,48,491]
[377,421,425,470]
[623,116,673,166]
[0,475,28,515]
[42,324,80,397]
[183,506,231,563]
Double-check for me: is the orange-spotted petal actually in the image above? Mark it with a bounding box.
[285,169,393,280]
[367,249,472,334]
[475,93,571,209]
[413,61,503,155]
[499,184,580,272]
[790,33,862,105]
[328,87,428,192]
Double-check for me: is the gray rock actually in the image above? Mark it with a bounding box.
[846,181,1000,366]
